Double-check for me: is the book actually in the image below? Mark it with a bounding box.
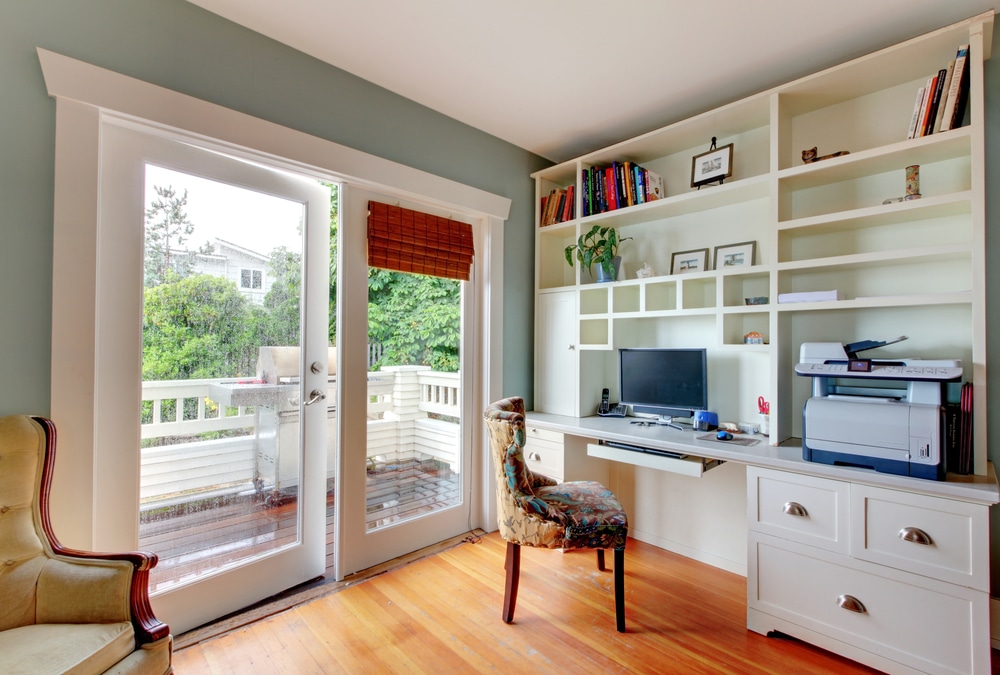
[777,290,841,303]
[922,68,947,136]
[940,44,969,132]
[932,60,955,133]
[644,170,666,200]
[906,86,927,139]
[917,74,937,137]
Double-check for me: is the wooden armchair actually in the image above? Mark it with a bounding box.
[483,397,629,632]
[0,415,172,674]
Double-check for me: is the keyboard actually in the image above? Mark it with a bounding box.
[598,403,628,417]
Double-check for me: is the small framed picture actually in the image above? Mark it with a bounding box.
[671,248,709,275]
[713,240,757,269]
[691,143,734,188]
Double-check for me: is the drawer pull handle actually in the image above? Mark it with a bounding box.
[898,527,933,546]
[837,594,866,614]
[782,501,808,517]
[528,452,541,461]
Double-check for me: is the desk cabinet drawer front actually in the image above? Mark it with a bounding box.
[524,431,564,481]
[748,467,849,553]
[851,485,989,590]
[526,426,563,445]
[751,534,983,675]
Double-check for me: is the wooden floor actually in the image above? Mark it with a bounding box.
[173,532,885,674]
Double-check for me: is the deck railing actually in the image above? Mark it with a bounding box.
[140,367,460,506]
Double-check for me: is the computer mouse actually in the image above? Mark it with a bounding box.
[716,431,733,441]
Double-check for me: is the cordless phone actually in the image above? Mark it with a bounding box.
[599,388,610,415]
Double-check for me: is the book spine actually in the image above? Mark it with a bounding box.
[932,60,955,134]
[917,74,937,137]
[581,169,590,218]
[940,45,969,132]
[634,164,645,205]
[923,68,947,136]
[949,51,971,131]
[906,86,926,140]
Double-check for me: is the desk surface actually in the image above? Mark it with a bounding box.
[526,411,1000,505]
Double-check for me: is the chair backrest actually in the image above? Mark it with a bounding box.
[483,398,562,547]
[0,415,51,631]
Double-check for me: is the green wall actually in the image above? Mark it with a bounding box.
[0,0,548,416]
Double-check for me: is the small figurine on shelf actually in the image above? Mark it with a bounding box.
[635,262,655,279]
[801,146,850,163]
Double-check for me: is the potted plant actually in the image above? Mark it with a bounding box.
[564,225,632,282]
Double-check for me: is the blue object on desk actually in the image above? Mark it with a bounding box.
[694,410,718,431]
[716,430,733,441]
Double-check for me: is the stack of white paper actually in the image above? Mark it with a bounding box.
[777,290,840,303]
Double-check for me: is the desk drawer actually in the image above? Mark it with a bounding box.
[750,533,984,675]
[851,484,989,591]
[748,467,849,554]
[524,428,563,481]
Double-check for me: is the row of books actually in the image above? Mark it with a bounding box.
[942,381,973,475]
[539,185,574,226]
[906,43,970,140]
[582,161,665,218]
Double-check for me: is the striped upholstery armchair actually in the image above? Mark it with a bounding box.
[483,397,628,632]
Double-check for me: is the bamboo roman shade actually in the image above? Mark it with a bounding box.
[367,201,475,281]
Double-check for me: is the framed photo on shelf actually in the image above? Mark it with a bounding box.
[691,143,734,188]
[671,248,709,275]
[713,241,757,269]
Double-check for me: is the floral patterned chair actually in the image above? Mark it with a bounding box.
[483,397,628,632]
[0,415,172,674]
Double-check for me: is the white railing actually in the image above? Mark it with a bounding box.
[140,367,461,506]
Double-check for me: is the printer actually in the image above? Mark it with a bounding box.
[795,337,962,481]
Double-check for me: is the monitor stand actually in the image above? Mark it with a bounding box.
[653,416,684,431]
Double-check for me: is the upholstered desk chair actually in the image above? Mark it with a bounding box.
[483,397,628,632]
[0,415,173,675]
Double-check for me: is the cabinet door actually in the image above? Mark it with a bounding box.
[535,290,577,416]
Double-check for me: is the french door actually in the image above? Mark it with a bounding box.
[335,187,476,576]
[98,119,331,634]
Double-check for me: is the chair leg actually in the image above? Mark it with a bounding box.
[503,541,520,624]
[597,548,606,571]
[614,547,625,633]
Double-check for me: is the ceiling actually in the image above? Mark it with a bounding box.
[187,0,996,163]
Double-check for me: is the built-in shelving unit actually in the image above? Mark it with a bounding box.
[532,11,992,476]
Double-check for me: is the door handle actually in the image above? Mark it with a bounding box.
[304,389,327,406]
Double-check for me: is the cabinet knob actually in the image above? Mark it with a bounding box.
[782,501,808,517]
[898,527,933,546]
[528,452,541,461]
[568,344,575,350]
[836,594,866,614]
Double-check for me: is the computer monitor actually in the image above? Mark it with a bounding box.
[618,348,708,428]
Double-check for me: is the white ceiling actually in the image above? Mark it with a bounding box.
[187,0,996,163]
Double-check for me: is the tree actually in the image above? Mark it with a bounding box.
[367,268,461,372]
[144,185,205,286]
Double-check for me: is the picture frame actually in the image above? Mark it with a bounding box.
[671,248,709,275]
[713,240,757,269]
[690,142,734,188]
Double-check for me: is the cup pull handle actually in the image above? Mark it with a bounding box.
[528,452,541,461]
[898,527,933,546]
[837,594,866,614]
[783,501,807,517]
[304,389,327,406]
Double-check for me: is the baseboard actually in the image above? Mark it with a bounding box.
[630,528,747,576]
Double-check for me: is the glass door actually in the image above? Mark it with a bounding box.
[336,187,475,576]
[99,120,332,634]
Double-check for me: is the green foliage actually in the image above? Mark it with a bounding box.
[143,274,259,381]
[564,225,632,278]
[367,268,460,372]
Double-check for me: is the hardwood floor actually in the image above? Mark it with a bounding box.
[173,532,883,674]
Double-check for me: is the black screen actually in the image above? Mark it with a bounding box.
[618,348,707,418]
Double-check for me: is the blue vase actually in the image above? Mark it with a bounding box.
[595,256,621,283]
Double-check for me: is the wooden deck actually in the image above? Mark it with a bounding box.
[140,458,460,590]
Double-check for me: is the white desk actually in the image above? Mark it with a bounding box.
[526,411,999,674]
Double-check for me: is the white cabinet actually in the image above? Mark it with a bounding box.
[534,290,578,417]
[747,466,991,674]
[531,11,992,475]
